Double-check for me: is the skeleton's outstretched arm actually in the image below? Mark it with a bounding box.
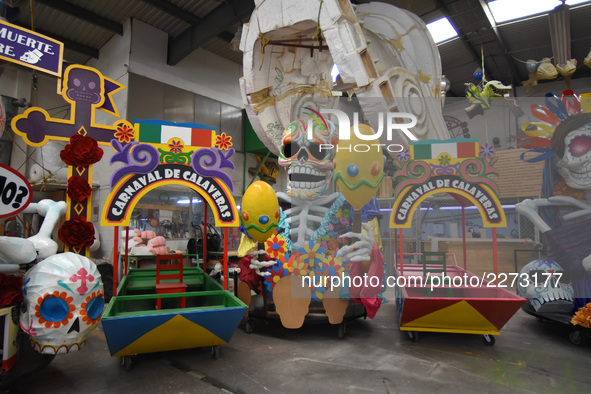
[515,199,552,233]
[247,249,275,276]
[516,197,591,233]
[336,223,375,262]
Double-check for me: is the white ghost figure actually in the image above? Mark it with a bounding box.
[19,252,104,354]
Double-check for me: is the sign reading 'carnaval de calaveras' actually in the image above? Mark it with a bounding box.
[390,139,507,228]
[101,119,239,228]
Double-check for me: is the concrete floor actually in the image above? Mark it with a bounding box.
[4,288,591,394]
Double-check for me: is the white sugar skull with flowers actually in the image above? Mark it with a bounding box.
[20,252,104,354]
[555,116,591,190]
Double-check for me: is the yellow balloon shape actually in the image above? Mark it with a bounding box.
[334,124,384,210]
[241,181,280,242]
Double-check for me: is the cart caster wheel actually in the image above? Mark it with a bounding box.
[482,334,495,346]
[245,318,254,334]
[407,331,420,342]
[211,345,220,359]
[121,356,133,370]
[569,329,587,347]
[337,323,346,339]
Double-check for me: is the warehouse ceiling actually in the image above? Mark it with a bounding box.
[4,0,591,98]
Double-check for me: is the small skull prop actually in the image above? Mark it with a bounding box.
[555,113,591,190]
[516,259,573,313]
[278,118,338,199]
[20,252,104,354]
[66,68,102,105]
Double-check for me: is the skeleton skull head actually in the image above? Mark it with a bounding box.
[278,118,338,198]
[555,113,591,190]
[20,252,104,354]
[516,259,573,313]
[66,68,102,105]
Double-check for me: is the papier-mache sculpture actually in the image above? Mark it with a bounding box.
[517,95,591,312]
[237,0,450,329]
[19,252,104,354]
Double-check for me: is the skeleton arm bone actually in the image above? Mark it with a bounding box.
[516,198,591,233]
[247,249,275,276]
[336,223,375,262]
[516,199,554,233]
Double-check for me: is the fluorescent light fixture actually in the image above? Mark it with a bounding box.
[426,17,458,44]
[331,63,340,82]
[176,198,202,205]
[379,204,516,213]
[488,0,590,23]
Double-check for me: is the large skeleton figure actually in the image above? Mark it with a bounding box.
[516,113,591,307]
[246,117,381,327]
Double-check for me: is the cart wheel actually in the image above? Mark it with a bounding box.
[245,318,254,334]
[121,355,133,370]
[211,345,220,359]
[337,322,346,339]
[407,331,420,342]
[536,316,545,323]
[569,329,588,347]
[482,334,495,346]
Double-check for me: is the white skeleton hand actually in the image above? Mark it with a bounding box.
[336,223,374,262]
[247,249,275,277]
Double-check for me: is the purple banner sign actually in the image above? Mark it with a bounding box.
[0,20,64,77]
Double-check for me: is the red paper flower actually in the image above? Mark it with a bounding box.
[215,132,232,150]
[114,123,135,143]
[58,216,95,249]
[67,176,92,202]
[60,134,103,167]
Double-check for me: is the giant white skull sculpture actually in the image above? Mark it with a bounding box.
[555,114,591,190]
[516,259,573,313]
[278,118,338,199]
[20,252,104,354]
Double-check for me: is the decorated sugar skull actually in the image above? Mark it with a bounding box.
[20,252,104,354]
[516,259,573,313]
[554,113,591,190]
[278,117,338,199]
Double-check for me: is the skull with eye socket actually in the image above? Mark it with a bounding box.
[19,252,104,354]
[65,68,102,105]
[554,113,591,190]
[278,118,338,199]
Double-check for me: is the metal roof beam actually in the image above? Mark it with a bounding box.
[477,0,522,85]
[34,0,123,35]
[19,23,99,59]
[433,0,495,80]
[168,0,254,66]
[138,0,202,25]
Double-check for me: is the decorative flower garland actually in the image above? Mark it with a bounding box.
[60,134,103,167]
[59,134,101,249]
[66,176,92,202]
